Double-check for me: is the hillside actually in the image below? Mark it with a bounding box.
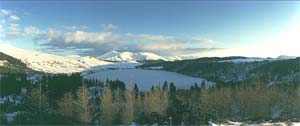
[0,52,34,74]
[139,57,300,85]
[0,44,113,73]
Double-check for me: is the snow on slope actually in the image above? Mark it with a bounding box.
[82,61,142,75]
[276,55,297,60]
[219,56,298,63]
[167,56,182,61]
[0,43,113,73]
[84,69,215,91]
[219,57,267,63]
[97,51,168,61]
[0,60,9,66]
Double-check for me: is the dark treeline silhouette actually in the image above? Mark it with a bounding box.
[0,73,299,125]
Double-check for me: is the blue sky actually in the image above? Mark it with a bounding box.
[0,1,299,57]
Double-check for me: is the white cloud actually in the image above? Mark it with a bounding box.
[138,39,183,51]
[6,31,19,36]
[101,24,117,31]
[24,26,43,36]
[10,23,19,27]
[0,9,11,15]
[0,24,3,33]
[4,23,21,38]
[63,25,88,30]
[8,26,19,31]
[38,30,219,56]
[64,31,117,43]
[0,9,21,38]
[1,24,220,56]
[9,15,20,21]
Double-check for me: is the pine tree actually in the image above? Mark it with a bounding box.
[163,81,168,92]
[169,83,176,103]
[169,82,176,94]
[24,82,50,124]
[133,83,139,98]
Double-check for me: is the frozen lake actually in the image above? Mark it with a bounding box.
[84,69,215,91]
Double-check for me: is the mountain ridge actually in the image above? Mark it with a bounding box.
[0,44,113,73]
[97,50,168,62]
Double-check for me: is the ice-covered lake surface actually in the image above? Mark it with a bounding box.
[84,69,215,91]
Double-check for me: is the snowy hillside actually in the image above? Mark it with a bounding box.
[166,56,183,61]
[81,61,142,75]
[276,55,297,60]
[218,56,298,63]
[218,57,267,63]
[0,60,9,66]
[97,51,168,62]
[0,44,113,73]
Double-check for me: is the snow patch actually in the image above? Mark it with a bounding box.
[219,58,266,63]
[148,66,163,70]
[82,61,141,75]
[276,55,297,60]
[0,60,9,66]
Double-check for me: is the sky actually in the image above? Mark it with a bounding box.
[0,1,299,58]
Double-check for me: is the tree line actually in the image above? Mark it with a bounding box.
[0,73,299,125]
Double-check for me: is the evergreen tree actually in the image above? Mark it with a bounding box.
[169,82,176,95]
[133,83,139,98]
[24,83,50,124]
[163,81,168,92]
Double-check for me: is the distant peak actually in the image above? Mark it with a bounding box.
[97,50,167,62]
[276,55,297,59]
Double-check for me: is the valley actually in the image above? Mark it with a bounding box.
[0,44,299,125]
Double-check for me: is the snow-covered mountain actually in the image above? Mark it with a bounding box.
[97,51,168,62]
[276,55,297,60]
[0,44,113,73]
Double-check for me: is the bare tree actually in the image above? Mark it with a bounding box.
[99,85,115,124]
[74,84,92,124]
[57,91,73,117]
[122,89,136,124]
[143,85,169,116]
